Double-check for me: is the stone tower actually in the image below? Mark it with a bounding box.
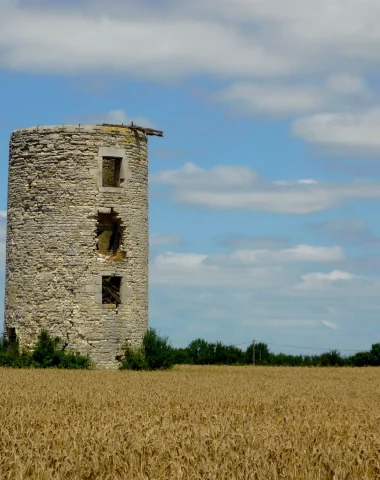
[4,124,163,369]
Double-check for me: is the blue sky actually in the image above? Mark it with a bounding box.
[1,0,380,354]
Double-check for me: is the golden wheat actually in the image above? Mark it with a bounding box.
[0,366,379,479]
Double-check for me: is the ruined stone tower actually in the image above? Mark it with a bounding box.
[4,124,163,369]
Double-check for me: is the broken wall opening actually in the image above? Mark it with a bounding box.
[95,209,126,260]
[102,276,122,305]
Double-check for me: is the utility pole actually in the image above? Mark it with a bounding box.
[252,339,256,366]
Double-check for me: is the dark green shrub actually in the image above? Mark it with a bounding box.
[0,330,90,369]
[120,328,174,370]
[120,347,149,370]
[31,330,61,367]
[32,331,90,368]
[0,335,32,367]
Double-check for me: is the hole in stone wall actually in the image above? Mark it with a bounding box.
[102,157,122,187]
[7,327,17,344]
[102,276,122,305]
[95,209,126,260]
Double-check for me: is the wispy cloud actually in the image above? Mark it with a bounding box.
[213,75,372,118]
[205,245,345,267]
[215,235,290,250]
[67,109,156,129]
[240,318,321,328]
[3,1,380,159]
[0,1,289,79]
[151,163,380,214]
[0,222,6,262]
[150,244,346,290]
[292,109,380,155]
[309,218,380,247]
[103,110,156,128]
[150,250,292,289]
[150,233,183,247]
[3,0,380,82]
[321,320,339,330]
[296,270,358,291]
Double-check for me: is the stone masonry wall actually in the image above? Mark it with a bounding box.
[4,125,149,369]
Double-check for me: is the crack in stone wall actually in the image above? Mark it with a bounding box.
[4,125,149,369]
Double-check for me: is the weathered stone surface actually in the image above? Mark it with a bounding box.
[4,125,149,369]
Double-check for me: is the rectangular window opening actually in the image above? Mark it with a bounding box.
[7,327,17,344]
[102,276,122,305]
[102,157,122,187]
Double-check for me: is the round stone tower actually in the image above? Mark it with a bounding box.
[4,124,162,369]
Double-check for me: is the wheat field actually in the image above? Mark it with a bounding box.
[0,366,379,480]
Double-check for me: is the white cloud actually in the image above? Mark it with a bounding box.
[321,320,339,330]
[213,75,372,118]
[296,270,358,291]
[193,0,380,74]
[154,252,207,269]
[274,179,318,186]
[151,251,292,288]
[0,211,6,218]
[151,163,380,214]
[302,270,357,281]
[292,109,380,155]
[149,241,380,348]
[2,0,380,84]
[213,83,325,117]
[325,74,369,95]
[150,233,183,247]
[291,270,380,299]
[215,234,290,250]
[104,110,156,129]
[3,1,380,159]
[309,217,380,246]
[208,245,345,266]
[149,245,380,349]
[150,244,344,290]
[69,110,156,129]
[297,179,318,185]
[0,2,289,79]
[150,251,380,301]
[240,318,320,328]
[152,163,258,188]
[0,223,6,263]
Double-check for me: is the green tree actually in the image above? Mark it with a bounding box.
[143,328,174,370]
[214,342,244,365]
[370,343,380,366]
[187,339,216,364]
[347,351,371,367]
[245,342,271,365]
[319,350,343,367]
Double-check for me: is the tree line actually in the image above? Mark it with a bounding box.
[1,329,379,370]
[171,339,380,367]
[122,331,380,370]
